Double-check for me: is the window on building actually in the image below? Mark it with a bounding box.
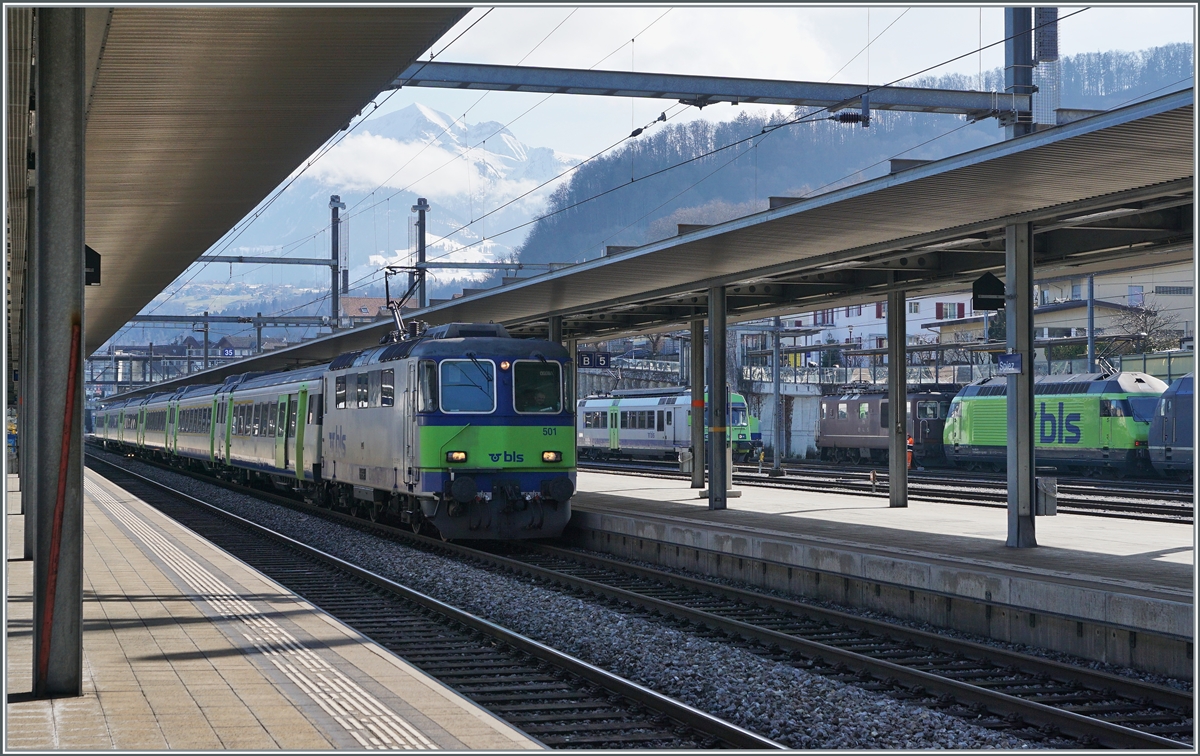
[845,304,861,317]
[908,301,920,314]
[1071,282,1081,300]
[1129,285,1144,307]
[1155,286,1193,296]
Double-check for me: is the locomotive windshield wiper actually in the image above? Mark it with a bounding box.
[464,352,493,396]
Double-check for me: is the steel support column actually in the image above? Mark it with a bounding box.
[708,286,728,510]
[548,315,562,344]
[689,317,705,489]
[1006,222,1037,547]
[33,7,85,697]
[887,289,908,508]
[771,316,783,475]
[22,177,38,560]
[1087,275,1096,372]
[1004,7,1035,139]
[566,337,577,417]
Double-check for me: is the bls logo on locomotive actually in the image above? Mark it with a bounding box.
[1039,402,1082,444]
[327,425,347,454]
[488,451,525,463]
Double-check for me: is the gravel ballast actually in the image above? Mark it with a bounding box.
[93,453,1045,748]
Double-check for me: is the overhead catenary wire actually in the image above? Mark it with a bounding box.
[419,6,1095,265]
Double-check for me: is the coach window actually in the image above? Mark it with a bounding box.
[514,361,562,413]
[382,369,395,407]
[657,411,664,432]
[418,361,439,412]
[621,412,628,429]
[837,402,848,420]
[267,401,277,436]
[357,373,369,408]
[368,370,381,407]
[335,376,347,409]
[665,411,672,426]
[439,359,496,413]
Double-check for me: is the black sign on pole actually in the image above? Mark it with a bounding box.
[972,272,1005,311]
[85,245,101,286]
[595,352,611,368]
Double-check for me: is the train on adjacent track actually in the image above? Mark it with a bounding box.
[91,323,577,540]
[815,386,956,465]
[944,372,1168,476]
[1149,373,1193,480]
[812,371,1191,479]
[576,387,760,462]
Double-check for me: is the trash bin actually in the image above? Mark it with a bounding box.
[1035,466,1057,516]
[679,449,693,474]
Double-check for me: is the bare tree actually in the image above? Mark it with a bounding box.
[1109,297,1184,353]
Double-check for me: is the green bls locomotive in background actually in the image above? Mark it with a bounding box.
[943,372,1166,475]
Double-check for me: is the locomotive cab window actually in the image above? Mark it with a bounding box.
[335,376,347,409]
[858,402,869,420]
[837,403,848,419]
[731,406,747,426]
[917,401,939,419]
[418,361,438,412]
[440,359,496,413]
[514,361,562,413]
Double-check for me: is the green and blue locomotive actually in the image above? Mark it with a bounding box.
[943,372,1166,475]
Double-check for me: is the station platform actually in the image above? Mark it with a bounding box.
[567,471,1194,679]
[6,471,542,751]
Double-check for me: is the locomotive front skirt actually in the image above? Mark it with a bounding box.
[92,323,576,540]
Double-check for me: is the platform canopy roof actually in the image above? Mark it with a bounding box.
[109,89,1194,399]
[5,6,469,362]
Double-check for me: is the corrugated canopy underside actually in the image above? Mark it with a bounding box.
[108,91,1195,399]
[80,7,466,355]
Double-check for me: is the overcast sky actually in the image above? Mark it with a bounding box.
[358,5,1196,156]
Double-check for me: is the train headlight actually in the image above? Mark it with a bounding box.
[446,451,468,463]
[499,360,511,371]
[542,451,562,463]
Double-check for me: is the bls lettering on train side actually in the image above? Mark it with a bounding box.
[1039,402,1082,444]
[489,451,525,463]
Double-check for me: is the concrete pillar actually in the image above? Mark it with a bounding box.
[708,287,727,510]
[548,315,562,345]
[255,312,263,354]
[689,318,705,489]
[22,177,38,560]
[203,312,209,369]
[33,7,85,697]
[771,316,783,475]
[1006,222,1037,547]
[1004,7,1035,140]
[887,289,908,508]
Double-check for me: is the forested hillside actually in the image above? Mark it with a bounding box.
[512,44,1192,272]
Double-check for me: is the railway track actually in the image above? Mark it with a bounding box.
[90,451,1193,750]
[86,456,780,750]
[579,461,1194,523]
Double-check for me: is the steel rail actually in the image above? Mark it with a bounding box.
[85,455,783,751]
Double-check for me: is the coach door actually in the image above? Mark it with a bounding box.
[406,363,419,485]
[608,405,620,450]
[284,394,300,476]
[275,396,288,470]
